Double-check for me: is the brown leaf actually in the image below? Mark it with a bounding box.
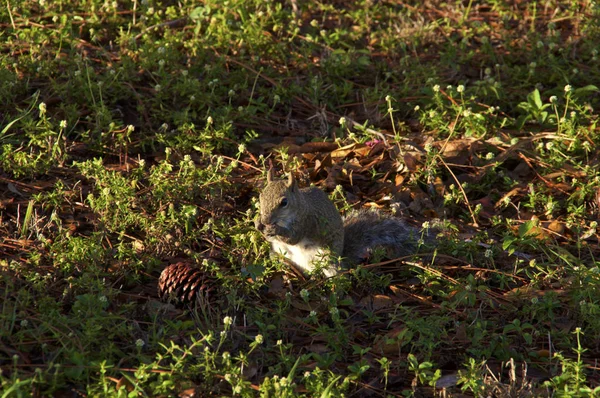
[299,141,338,153]
[545,220,565,235]
[359,294,394,310]
[394,174,405,188]
[179,388,198,398]
[373,326,409,356]
[331,143,358,159]
[115,377,134,393]
[403,153,420,172]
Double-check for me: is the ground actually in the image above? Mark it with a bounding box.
[1,0,599,396]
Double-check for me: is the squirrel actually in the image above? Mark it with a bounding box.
[255,170,428,277]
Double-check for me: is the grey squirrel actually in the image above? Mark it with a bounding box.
[255,170,427,276]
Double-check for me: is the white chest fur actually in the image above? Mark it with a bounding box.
[270,238,337,276]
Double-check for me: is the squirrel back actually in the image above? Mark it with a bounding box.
[342,209,424,266]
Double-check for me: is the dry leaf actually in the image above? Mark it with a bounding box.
[115,377,134,393]
[359,294,394,310]
[545,220,565,235]
[373,326,408,356]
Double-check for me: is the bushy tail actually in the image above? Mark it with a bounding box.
[342,209,430,266]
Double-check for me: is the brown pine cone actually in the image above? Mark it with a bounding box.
[158,262,215,305]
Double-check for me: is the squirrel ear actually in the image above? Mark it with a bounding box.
[287,173,297,191]
[267,168,274,183]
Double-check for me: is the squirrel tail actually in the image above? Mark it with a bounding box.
[342,209,429,266]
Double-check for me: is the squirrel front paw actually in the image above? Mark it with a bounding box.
[255,219,266,232]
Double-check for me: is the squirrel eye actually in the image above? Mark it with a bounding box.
[280,198,288,208]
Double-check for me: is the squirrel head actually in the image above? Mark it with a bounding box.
[257,170,302,230]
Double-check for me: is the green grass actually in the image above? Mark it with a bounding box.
[1,0,600,396]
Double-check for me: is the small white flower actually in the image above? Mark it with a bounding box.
[228,89,235,97]
[536,40,544,48]
[127,124,135,133]
[224,373,232,382]
[329,307,339,316]
[429,110,436,118]
[463,109,471,117]
[424,143,433,153]
[564,84,572,93]
[531,297,539,304]
[432,84,440,92]
[233,386,242,394]
[220,330,226,337]
[446,85,453,91]
[309,310,317,318]
[414,105,420,112]
[385,95,392,102]
[549,96,557,103]
[182,70,188,76]
[339,116,347,126]
[160,123,168,131]
[273,94,280,103]
[190,95,196,101]
[39,102,47,115]
[485,152,494,160]
[484,249,493,258]
[484,67,492,76]
[238,106,244,112]
[529,62,537,69]
[570,111,576,118]
[99,295,107,302]
[74,70,81,77]
[457,85,465,93]
[20,320,28,328]
[304,371,311,378]
[222,351,231,360]
[157,47,165,54]
[238,144,246,154]
[154,84,161,92]
[300,289,309,300]
[223,316,233,326]
[158,59,165,67]
[255,334,264,344]
[135,339,145,347]
[59,120,67,129]
[276,339,283,346]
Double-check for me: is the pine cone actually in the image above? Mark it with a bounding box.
[158,262,215,305]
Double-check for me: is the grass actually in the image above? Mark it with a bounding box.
[1,0,600,396]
